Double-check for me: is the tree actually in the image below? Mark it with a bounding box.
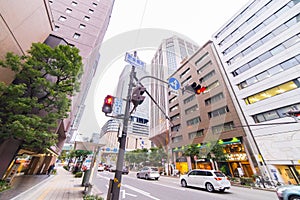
[0,43,83,152]
[148,147,167,167]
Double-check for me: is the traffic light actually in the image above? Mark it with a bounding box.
[131,86,146,107]
[191,82,206,95]
[102,95,114,114]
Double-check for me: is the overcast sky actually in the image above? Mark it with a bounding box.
[77,0,250,138]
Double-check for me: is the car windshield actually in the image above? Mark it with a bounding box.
[214,171,225,177]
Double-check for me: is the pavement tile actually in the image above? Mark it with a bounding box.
[0,166,85,200]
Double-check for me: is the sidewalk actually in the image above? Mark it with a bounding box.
[0,166,85,200]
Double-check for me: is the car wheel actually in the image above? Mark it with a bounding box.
[206,182,214,192]
[181,179,187,187]
[219,189,225,192]
[137,173,140,178]
[145,174,149,180]
[289,195,300,200]
[155,177,159,180]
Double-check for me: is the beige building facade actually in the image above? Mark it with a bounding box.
[168,41,257,177]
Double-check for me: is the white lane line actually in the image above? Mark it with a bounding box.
[123,184,160,200]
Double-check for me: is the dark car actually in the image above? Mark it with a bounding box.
[276,185,300,200]
[122,166,129,175]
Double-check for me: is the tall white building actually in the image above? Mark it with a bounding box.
[150,36,199,147]
[212,0,300,184]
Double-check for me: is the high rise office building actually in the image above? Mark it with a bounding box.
[48,0,115,142]
[150,36,198,147]
[212,0,300,184]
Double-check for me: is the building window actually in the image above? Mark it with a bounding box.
[92,2,97,7]
[58,16,67,22]
[171,124,181,132]
[54,25,60,31]
[185,105,198,115]
[205,93,224,105]
[181,75,191,86]
[172,135,183,143]
[180,68,190,79]
[252,103,300,123]
[89,9,94,14]
[73,33,80,39]
[65,8,72,14]
[189,129,204,139]
[71,1,77,6]
[169,96,177,104]
[170,114,180,122]
[197,61,212,74]
[244,79,300,104]
[203,81,220,93]
[170,104,179,112]
[212,122,234,134]
[187,117,201,126]
[84,16,90,21]
[199,70,216,84]
[208,106,229,118]
[79,24,86,29]
[195,52,209,66]
[183,95,195,104]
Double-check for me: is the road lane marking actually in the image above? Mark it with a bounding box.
[123,184,160,200]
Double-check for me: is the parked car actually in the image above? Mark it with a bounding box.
[109,165,116,172]
[137,166,160,180]
[98,164,104,171]
[180,169,231,192]
[276,185,300,200]
[122,166,129,175]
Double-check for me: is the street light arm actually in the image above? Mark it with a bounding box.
[134,76,174,126]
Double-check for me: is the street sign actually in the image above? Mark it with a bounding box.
[125,52,146,68]
[168,77,180,91]
[113,97,123,115]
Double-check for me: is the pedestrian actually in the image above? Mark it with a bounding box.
[47,164,55,176]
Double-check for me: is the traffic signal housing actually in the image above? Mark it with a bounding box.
[191,82,206,95]
[102,95,114,114]
[131,86,146,107]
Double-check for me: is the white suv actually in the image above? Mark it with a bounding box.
[180,169,231,192]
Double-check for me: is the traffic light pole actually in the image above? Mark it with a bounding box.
[109,65,135,200]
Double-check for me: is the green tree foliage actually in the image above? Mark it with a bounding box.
[125,147,167,167]
[183,141,228,162]
[0,43,83,152]
[148,147,167,167]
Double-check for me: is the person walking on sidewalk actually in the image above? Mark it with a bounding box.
[47,164,55,176]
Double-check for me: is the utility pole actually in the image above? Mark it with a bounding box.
[109,65,135,200]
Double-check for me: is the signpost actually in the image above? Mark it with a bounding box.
[109,52,145,200]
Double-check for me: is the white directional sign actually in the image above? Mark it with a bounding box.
[125,52,146,68]
[113,97,123,115]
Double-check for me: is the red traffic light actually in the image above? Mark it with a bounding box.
[102,95,114,114]
[191,82,206,95]
[104,95,114,105]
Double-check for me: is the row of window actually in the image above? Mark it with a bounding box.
[252,103,300,123]
[244,78,300,105]
[215,0,261,39]
[171,121,235,143]
[222,1,298,54]
[232,32,300,77]
[238,54,300,89]
[228,13,300,67]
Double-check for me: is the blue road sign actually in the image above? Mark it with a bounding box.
[125,52,146,68]
[169,77,180,90]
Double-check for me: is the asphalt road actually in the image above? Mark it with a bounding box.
[93,171,278,200]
